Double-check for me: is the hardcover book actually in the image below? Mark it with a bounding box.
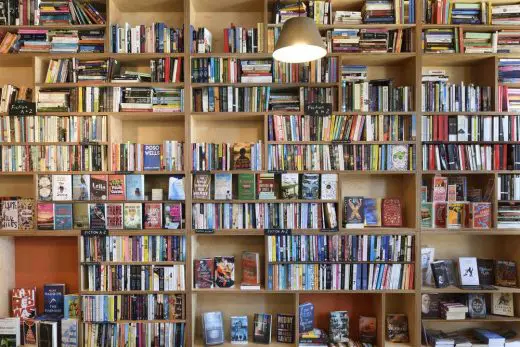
[144,203,162,229]
[471,202,491,229]
[495,260,517,287]
[164,203,182,229]
[230,316,248,344]
[22,319,37,346]
[11,288,36,319]
[389,145,409,171]
[386,314,409,343]
[344,197,364,228]
[329,311,349,343]
[37,321,58,347]
[477,259,495,286]
[38,175,53,201]
[143,144,161,170]
[421,293,440,318]
[64,294,80,319]
[233,143,252,169]
[281,173,299,199]
[123,203,142,229]
[193,174,211,200]
[61,318,78,347]
[359,316,377,344]
[52,175,72,201]
[237,173,255,200]
[105,203,123,229]
[202,311,224,346]
[442,259,458,286]
[194,258,214,289]
[433,202,447,228]
[73,203,89,229]
[18,198,34,230]
[37,203,54,230]
[364,198,381,227]
[447,202,465,229]
[1,199,17,230]
[89,203,106,230]
[421,202,433,228]
[214,256,235,288]
[301,173,319,199]
[492,292,514,316]
[431,260,449,288]
[214,173,232,200]
[467,294,487,318]
[0,317,20,347]
[72,174,90,201]
[107,175,125,201]
[253,313,272,344]
[43,283,65,315]
[276,314,295,343]
[257,173,276,199]
[381,198,403,227]
[90,174,108,201]
[432,176,448,202]
[320,174,337,200]
[54,204,73,230]
[168,176,185,200]
[447,184,457,202]
[421,247,435,286]
[299,302,314,333]
[241,251,260,288]
[458,257,480,286]
[125,174,145,201]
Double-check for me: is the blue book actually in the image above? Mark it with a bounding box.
[370,236,376,261]
[203,312,224,345]
[362,264,368,290]
[230,316,248,344]
[54,204,73,230]
[168,176,185,200]
[125,174,145,200]
[298,302,314,332]
[364,198,379,227]
[473,329,505,345]
[44,284,65,315]
[61,318,78,347]
[357,264,362,290]
[143,145,161,171]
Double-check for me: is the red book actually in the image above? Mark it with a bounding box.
[433,115,438,141]
[144,203,163,229]
[223,28,230,52]
[434,202,447,228]
[471,202,491,229]
[12,287,36,318]
[381,198,403,227]
[194,258,214,288]
[108,174,125,201]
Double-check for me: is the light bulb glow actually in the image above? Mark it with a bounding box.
[273,44,327,63]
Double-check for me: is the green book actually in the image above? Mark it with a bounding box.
[237,174,256,200]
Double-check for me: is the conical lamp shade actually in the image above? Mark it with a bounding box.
[273,16,327,63]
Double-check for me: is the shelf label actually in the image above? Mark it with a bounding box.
[81,229,109,236]
[264,228,292,236]
[304,102,332,117]
[9,100,36,116]
[195,229,214,234]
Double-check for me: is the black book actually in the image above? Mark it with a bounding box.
[253,313,272,344]
[431,261,449,288]
[421,293,441,318]
[477,259,495,286]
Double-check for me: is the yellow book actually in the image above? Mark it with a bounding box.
[143,235,149,261]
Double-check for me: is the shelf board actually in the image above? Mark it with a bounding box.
[422,315,520,323]
[191,82,339,88]
[298,228,417,235]
[268,23,416,30]
[268,261,414,265]
[191,199,338,204]
[422,170,499,175]
[192,288,415,294]
[422,53,496,66]
[193,229,265,236]
[80,290,185,295]
[84,319,186,324]
[36,82,184,88]
[0,142,109,145]
[422,285,520,293]
[421,228,520,235]
[267,140,416,145]
[0,229,187,237]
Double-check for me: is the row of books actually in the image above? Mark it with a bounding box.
[111,141,184,172]
[423,0,520,25]
[498,85,520,112]
[191,142,262,171]
[111,23,184,53]
[0,115,107,143]
[498,174,520,201]
[0,144,107,172]
[267,262,415,290]
[274,57,338,84]
[267,144,414,171]
[194,253,260,289]
[342,196,405,228]
[424,175,492,203]
[421,115,520,142]
[0,198,33,230]
[83,264,185,291]
[0,316,79,347]
[83,322,185,347]
[421,201,491,229]
[0,0,105,25]
[223,24,265,53]
[82,294,184,322]
[190,27,212,53]
[498,202,520,228]
[327,28,414,53]
[192,202,338,230]
[37,202,184,230]
[81,235,186,262]
[268,114,416,142]
[341,80,413,112]
[273,1,331,24]
[268,234,414,263]
[422,143,519,171]
[192,86,269,112]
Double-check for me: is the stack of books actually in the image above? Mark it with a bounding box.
[498,86,520,112]
[120,88,152,112]
[440,302,468,320]
[497,30,520,53]
[424,0,487,24]
[362,0,395,23]
[498,59,520,83]
[463,31,494,53]
[423,29,457,53]
[498,202,520,228]
[359,29,389,53]
[330,29,361,53]
[334,11,362,24]
[451,2,483,24]
[111,23,184,53]
[39,0,72,25]
[18,29,51,52]
[240,60,272,83]
[75,60,108,82]
[273,2,307,24]
[152,88,184,112]
[69,0,105,24]
[492,2,520,25]
[341,65,368,81]
[78,30,105,53]
[269,89,300,111]
[48,30,79,53]
[37,89,70,112]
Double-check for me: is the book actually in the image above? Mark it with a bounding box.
[474,328,506,345]
[432,176,448,202]
[301,173,319,199]
[164,202,183,229]
[359,316,377,344]
[276,314,295,343]
[386,314,409,343]
[214,173,232,200]
[495,260,517,287]
[38,175,53,201]
[73,203,89,229]
[477,258,495,286]
[125,174,145,201]
[89,203,106,230]
[431,260,449,288]
[90,174,108,201]
[233,143,252,169]
[421,247,436,286]
[64,294,80,319]
[168,176,185,200]
[421,293,440,318]
[144,203,162,229]
[433,202,447,228]
[0,317,20,347]
[447,202,465,229]
[22,319,37,346]
[364,198,381,227]
[18,198,34,230]
[470,202,491,229]
[194,258,214,289]
[37,203,54,230]
[421,202,433,228]
[237,173,256,200]
[442,259,458,286]
[54,204,73,230]
[52,175,72,201]
[281,173,299,199]
[214,256,235,288]
[193,174,211,199]
[381,198,403,227]
[230,316,248,344]
[329,311,349,343]
[253,313,272,344]
[257,173,276,199]
[107,174,125,201]
[72,174,90,200]
[105,203,123,229]
[123,202,142,229]
[61,318,78,347]
[202,311,225,346]
[43,283,65,315]
[344,196,364,228]
[11,288,36,319]
[320,174,337,200]
[459,257,480,286]
[143,144,161,170]
[38,321,58,347]
[468,294,487,318]
[492,292,514,316]
[241,251,260,289]
[299,302,314,333]
[1,199,17,230]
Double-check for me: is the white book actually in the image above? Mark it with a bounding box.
[52,174,72,201]
[458,257,480,286]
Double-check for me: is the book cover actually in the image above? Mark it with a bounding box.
[421,185,428,202]
[329,311,349,343]
[495,260,517,287]
[89,203,106,230]
[467,294,486,318]
[433,202,447,228]
[241,251,260,287]
[257,173,276,199]
[125,174,145,201]
[386,314,409,343]
[492,292,514,316]
[214,256,235,288]
[64,294,80,319]
[421,293,440,318]
[193,174,211,199]
[54,204,73,230]
[237,173,255,200]
[214,173,232,200]
[299,302,314,333]
[37,203,54,230]
[447,184,457,202]
[123,203,142,229]
[359,316,377,344]
[344,197,364,228]
[301,173,319,199]
[458,257,480,286]
[22,319,37,346]
[233,143,252,169]
[421,247,435,286]
[61,318,78,347]
[105,203,123,229]
[52,175,72,201]
[144,202,162,229]
[447,202,465,229]
[0,317,20,347]
[164,203,182,229]
[281,173,299,199]
[194,258,214,289]
[202,311,224,346]
[230,316,248,344]
[253,313,272,344]
[390,145,409,171]
[90,174,108,201]
[43,283,65,315]
[143,144,162,170]
[431,260,449,288]
[448,176,467,201]
[443,259,458,286]
[421,202,433,228]
[72,174,90,201]
[320,174,337,200]
[168,176,185,200]
[381,198,403,227]
[107,174,125,201]
[471,202,491,229]
[1,199,18,230]
[477,258,495,286]
[364,198,381,227]
[38,175,53,201]
[18,198,34,230]
[276,314,295,343]
[37,321,57,347]
[11,288,36,319]
[73,203,89,229]
[432,176,448,202]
